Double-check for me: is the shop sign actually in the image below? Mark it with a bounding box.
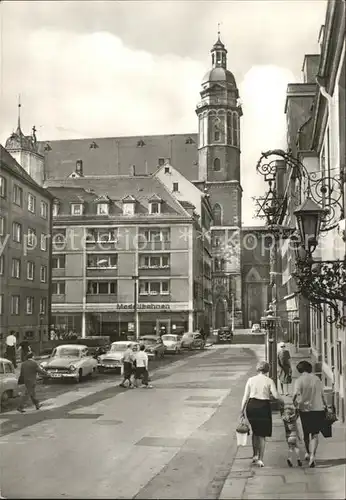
[115,302,189,311]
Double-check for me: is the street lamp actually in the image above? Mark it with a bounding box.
[260,307,279,385]
[293,197,326,256]
[132,275,139,341]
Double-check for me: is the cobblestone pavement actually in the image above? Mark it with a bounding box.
[0,345,256,499]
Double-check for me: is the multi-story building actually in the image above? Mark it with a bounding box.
[0,143,53,347]
[4,33,270,330]
[44,160,212,339]
[277,0,345,420]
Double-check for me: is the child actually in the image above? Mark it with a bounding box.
[280,403,302,467]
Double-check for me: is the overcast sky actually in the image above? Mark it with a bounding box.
[0,0,327,225]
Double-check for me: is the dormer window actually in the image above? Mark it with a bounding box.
[150,202,160,214]
[164,166,170,174]
[71,203,83,216]
[97,203,109,215]
[52,202,60,217]
[148,194,163,215]
[122,195,136,216]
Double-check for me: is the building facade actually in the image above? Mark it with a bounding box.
[44,161,212,340]
[0,144,53,346]
[4,35,270,331]
[279,0,345,420]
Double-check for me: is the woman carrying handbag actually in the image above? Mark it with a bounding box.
[240,361,284,467]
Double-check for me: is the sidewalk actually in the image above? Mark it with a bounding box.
[219,343,346,500]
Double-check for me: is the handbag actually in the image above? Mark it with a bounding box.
[236,416,250,434]
[325,405,337,424]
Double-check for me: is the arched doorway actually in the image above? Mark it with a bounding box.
[215,298,228,329]
[244,267,266,327]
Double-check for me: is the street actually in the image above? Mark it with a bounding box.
[0,345,255,499]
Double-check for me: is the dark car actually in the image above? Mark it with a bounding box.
[139,335,166,358]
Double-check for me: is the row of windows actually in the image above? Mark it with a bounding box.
[2,220,49,249]
[52,280,171,296]
[0,176,48,218]
[0,256,47,282]
[52,254,171,270]
[0,294,47,315]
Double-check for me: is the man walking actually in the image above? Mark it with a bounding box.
[135,344,152,388]
[119,344,135,388]
[5,331,17,368]
[17,352,48,413]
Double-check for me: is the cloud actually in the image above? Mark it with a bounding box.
[0,1,327,225]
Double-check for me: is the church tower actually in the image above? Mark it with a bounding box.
[5,100,45,186]
[196,33,243,328]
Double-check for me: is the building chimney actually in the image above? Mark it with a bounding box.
[76,159,83,176]
[130,165,136,176]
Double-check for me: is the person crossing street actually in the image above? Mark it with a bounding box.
[119,344,136,388]
[135,344,153,388]
[17,352,48,413]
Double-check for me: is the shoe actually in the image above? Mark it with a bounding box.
[129,385,134,389]
[147,384,153,388]
[297,459,302,467]
[309,456,316,468]
[36,404,42,410]
[304,453,310,461]
[287,458,293,467]
[119,383,126,388]
[257,460,264,467]
[251,456,258,464]
[17,408,25,413]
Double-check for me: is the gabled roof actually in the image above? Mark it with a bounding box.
[122,194,136,203]
[45,174,190,218]
[95,194,111,203]
[148,193,163,203]
[37,133,199,181]
[0,144,53,199]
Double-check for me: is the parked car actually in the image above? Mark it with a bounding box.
[97,341,139,372]
[218,327,233,343]
[40,344,98,382]
[161,334,182,354]
[139,335,166,358]
[251,323,261,333]
[181,332,205,350]
[0,357,19,408]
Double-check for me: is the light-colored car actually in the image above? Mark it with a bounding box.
[0,357,19,407]
[251,323,261,333]
[181,332,205,350]
[40,344,98,382]
[139,335,166,358]
[161,334,182,354]
[98,341,139,372]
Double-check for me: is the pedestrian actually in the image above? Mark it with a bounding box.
[18,338,32,362]
[119,344,135,388]
[240,361,283,467]
[134,344,152,388]
[292,360,327,467]
[17,352,48,413]
[5,331,17,368]
[280,402,302,467]
[277,342,292,395]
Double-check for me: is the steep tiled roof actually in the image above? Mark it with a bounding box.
[0,144,53,198]
[45,174,190,218]
[38,133,199,181]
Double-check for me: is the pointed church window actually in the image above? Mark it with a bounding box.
[213,158,221,171]
[213,204,222,225]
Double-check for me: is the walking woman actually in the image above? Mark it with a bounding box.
[277,342,292,395]
[293,360,327,467]
[241,361,283,467]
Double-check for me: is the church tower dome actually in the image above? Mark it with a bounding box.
[5,98,44,186]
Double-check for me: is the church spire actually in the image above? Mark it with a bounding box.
[211,25,227,69]
[16,94,22,134]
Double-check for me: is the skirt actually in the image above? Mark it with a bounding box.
[278,369,292,384]
[246,398,272,437]
[299,410,325,436]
